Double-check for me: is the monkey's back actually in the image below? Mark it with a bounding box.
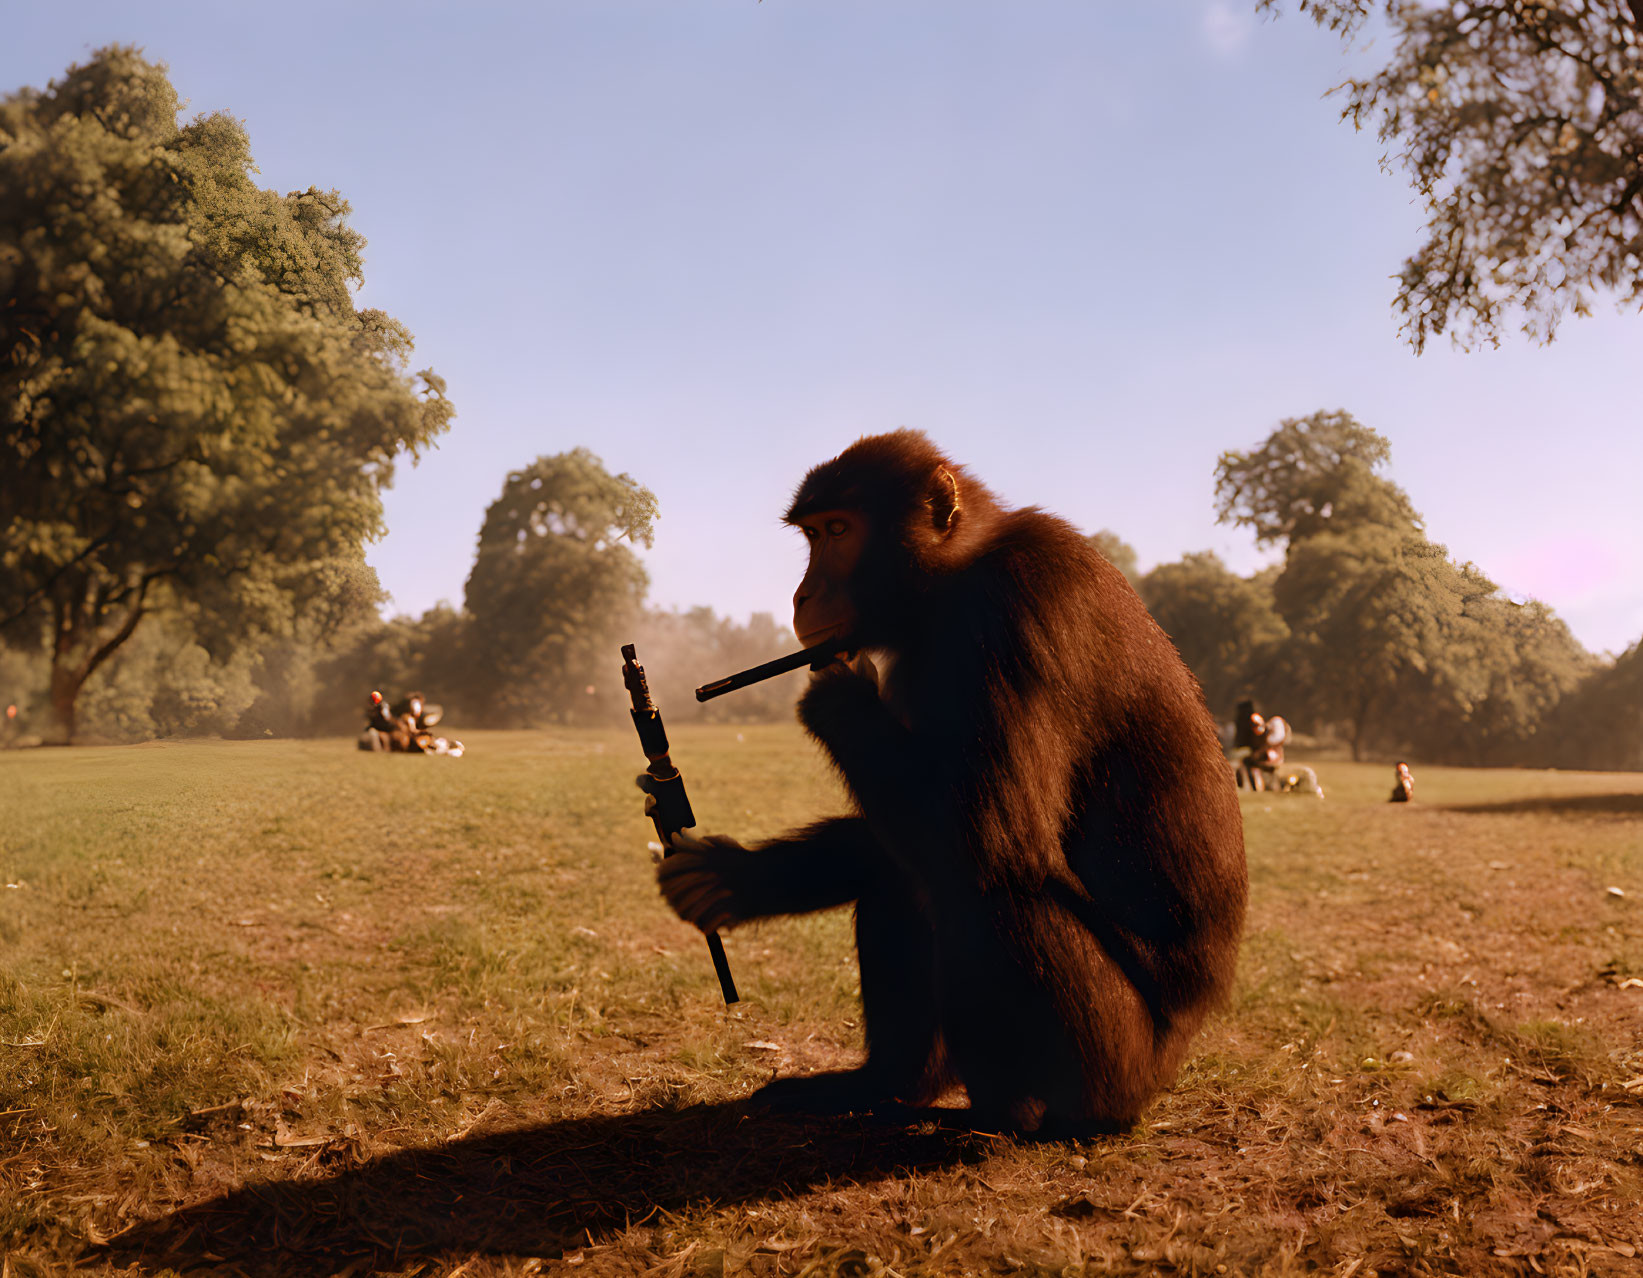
[927,507,1248,1017]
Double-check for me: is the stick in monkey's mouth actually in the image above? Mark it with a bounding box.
[693,638,850,703]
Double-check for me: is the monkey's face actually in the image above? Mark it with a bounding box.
[792,508,867,648]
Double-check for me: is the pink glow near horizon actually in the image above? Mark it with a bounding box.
[1497,538,1626,605]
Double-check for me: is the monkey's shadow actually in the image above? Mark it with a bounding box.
[106,1101,991,1275]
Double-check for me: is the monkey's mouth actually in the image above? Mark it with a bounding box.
[798,623,851,651]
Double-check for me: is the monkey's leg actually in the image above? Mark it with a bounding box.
[939,892,1157,1135]
[753,866,945,1115]
[856,867,947,1100]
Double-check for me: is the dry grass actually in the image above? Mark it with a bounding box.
[2,729,1641,1276]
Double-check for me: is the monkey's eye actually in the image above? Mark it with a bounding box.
[825,518,848,538]
[802,525,819,542]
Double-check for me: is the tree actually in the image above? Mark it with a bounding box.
[0,47,452,741]
[1270,527,1498,758]
[1261,519,1594,761]
[1139,552,1289,718]
[1087,530,1141,587]
[1214,410,1422,547]
[1262,0,1643,350]
[1538,639,1643,769]
[633,606,805,723]
[463,450,657,725]
[74,614,262,742]
[1216,411,1596,760]
[289,601,476,737]
[229,554,390,737]
[1436,596,1596,764]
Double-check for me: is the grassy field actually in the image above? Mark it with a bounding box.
[2,728,1641,1277]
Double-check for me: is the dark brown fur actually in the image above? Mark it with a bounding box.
[659,430,1247,1131]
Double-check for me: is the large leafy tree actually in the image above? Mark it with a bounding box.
[1263,0,1643,349]
[1139,552,1290,718]
[1274,528,1594,760]
[1219,412,1593,759]
[1435,595,1595,764]
[0,47,452,740]
[282,601,477,738]
[1539,638,1643,769]
[226,553,392,738]
[1213,409,1422,547]
[463,450,657,725]
[1271,526,1499,757]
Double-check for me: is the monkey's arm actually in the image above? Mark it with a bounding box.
[797,662,938,816]
[659,816,876,932]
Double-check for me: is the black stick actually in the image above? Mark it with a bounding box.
[621,644,739,1005]
[694,639,843,702]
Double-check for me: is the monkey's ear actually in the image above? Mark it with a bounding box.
[927,466,961,536]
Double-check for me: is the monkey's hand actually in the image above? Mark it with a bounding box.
[799,652,915,792]
[798,652,886,748]
[657,833,751,933]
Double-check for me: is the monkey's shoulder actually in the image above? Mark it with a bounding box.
[938,512,1156,660]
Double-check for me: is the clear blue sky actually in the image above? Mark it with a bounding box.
[7,1,1640,654]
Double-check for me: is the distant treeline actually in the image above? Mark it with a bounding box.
[4,410,1640,771]
[0,598,803,744]
[1120,411,1641,771]
[0,446,806,743]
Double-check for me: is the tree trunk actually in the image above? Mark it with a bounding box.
[1351,690,1372,762]
[46,661,83,745]
[46,589,147,744]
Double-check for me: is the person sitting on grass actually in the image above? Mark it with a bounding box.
[1236,707,1290,792]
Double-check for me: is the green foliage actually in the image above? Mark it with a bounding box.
[633,607,806,723]
[76,613,262,742]
[1211,410,1599,762]
[463,450,658,726]
[1256,0,1375,32]
[1086,529,1141,587]
[270,599,804,738]
[1140,552,1289,718]
[1261,0,1643,349]
[1213,411,1421,548]
[229,554,390,738]
[303,602,479,736]
[1427,596,1596,765]
[1536,638,1643,770]
[1269,522,1594,762]
[1273,527,1500,757]
[0,642,46,745]
[0,47,452,740]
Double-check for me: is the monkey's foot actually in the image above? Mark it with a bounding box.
[749,1070,904,1116]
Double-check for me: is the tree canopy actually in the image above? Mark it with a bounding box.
[1262,0,1643,349]
[1139,552,1289,718]
[1272,526,1496,757]
[0,47,452,739]
[1539,636,1643,768]
[1204,411,1596,758]
[1213,409,1422,547]
[462,450,657,725]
